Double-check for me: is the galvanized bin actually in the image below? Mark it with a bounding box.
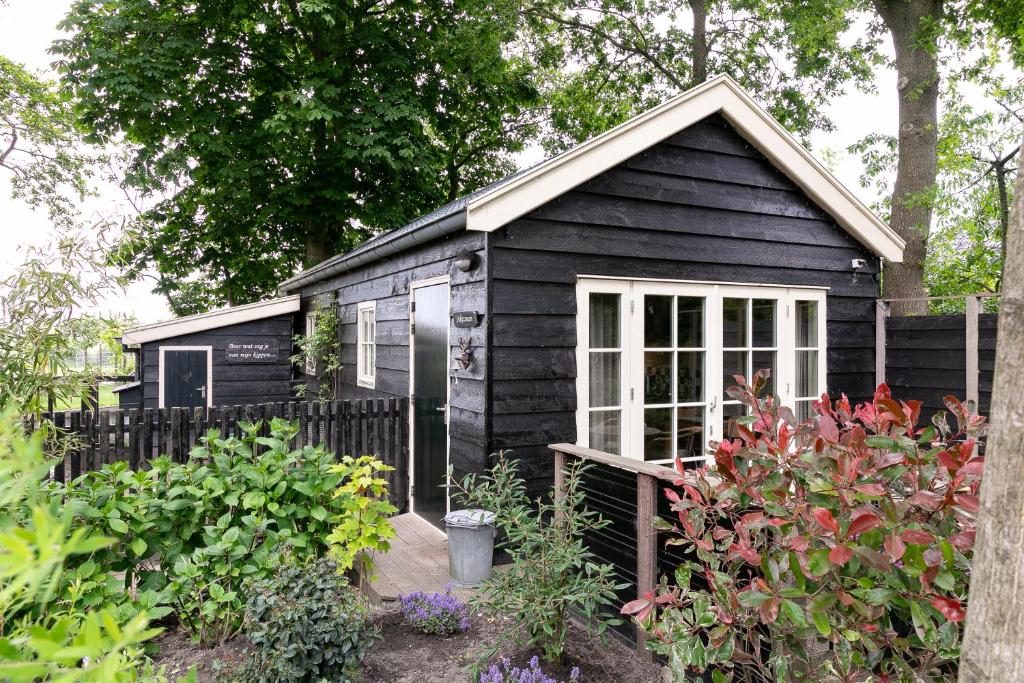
[444,509,496,587]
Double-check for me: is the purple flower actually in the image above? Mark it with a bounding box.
[399,588,470,636]
[478,657,581,683]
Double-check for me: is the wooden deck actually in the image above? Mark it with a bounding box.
[363,513,479,603]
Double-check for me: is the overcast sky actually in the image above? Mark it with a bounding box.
[1,0,899,326]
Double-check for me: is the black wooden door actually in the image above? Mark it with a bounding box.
[411,282,450,528]
[164,350,208,408]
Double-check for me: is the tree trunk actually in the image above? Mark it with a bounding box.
[959,143,1024,682]
[689,0,708,86]
[304,234,332,268]
[874,0,941,315]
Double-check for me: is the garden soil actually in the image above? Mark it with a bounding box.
[151,604,664,682]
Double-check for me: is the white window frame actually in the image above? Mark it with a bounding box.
[576,276,827,465]
[356,300,376,388]
[304,311,317,375]
[158,345,213,409]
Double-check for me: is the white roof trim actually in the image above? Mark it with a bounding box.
[122,295,301,345]
[465,74,904,263]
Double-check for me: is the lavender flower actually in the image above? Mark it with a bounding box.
[478,656,582,683]
[399,587,470,636]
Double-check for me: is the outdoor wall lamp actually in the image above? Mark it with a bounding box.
[454,253,478,272]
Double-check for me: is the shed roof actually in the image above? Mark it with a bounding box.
[279,75,904,293]
[122,295,300,345]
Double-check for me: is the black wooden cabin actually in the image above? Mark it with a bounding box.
[279,76,906,528]
[119,296,300,410]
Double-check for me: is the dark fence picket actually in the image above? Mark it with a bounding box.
[38,399,410,511]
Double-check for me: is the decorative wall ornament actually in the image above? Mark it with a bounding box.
[455,337,475,370]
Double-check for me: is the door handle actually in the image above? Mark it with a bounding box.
[198,386,207,399]
[436,403,448,423]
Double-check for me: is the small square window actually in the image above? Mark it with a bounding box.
[357,301,376,388]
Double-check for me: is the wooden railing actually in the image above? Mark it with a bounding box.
[550,442,678,660]
[39,399,410,512]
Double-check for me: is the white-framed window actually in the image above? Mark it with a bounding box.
[357,301,376,388]
[577,277,827,467]
[305,312,317,375]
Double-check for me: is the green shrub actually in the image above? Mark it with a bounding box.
[67,417,396,645]
[449,453,625,666]
[240,557,377,683]
[0,413,176,682]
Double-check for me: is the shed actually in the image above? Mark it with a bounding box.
[278,75,905,528]
[120,295,301,410]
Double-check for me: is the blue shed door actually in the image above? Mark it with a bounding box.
[410,281,450,529]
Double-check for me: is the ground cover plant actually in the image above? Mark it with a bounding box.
[624,371,985,682]
[65,418,395,646]
[449,454,626,670]
[239,557,377,683]
[400,588,470,636]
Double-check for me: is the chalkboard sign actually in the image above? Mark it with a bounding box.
[225,340,279,363]
[453,311,482,328]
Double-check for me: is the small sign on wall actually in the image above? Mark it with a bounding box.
[453,311,482,328]
[225,340,279,363]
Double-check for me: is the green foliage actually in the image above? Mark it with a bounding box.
[239,557,377,683]
[0,412,172,682]
[54,0,539,314]
[291,298,341,400]
[627,372,984,681]
[67,417,395,646]
[449,453,625,667]
[325,455,398,574]
[0,55,95,230]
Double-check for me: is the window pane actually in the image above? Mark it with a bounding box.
[722,350,748,394]
[677,297,704,348]
[796,300,818,347]
[722,403,746,441]
[644,296,672,347]
[589,293,620,348]
[752,350,776,396]
[589,352,621,408]
[677,351,704,403]
[676,407,704,461]
[797,350,818,397]
[752,299,776,347]
[795,400,814,422]
[589,410,621,455]
[644,352,673,404]
[723,298,748,347]
[644,408,673,461]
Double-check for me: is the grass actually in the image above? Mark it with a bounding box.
[52,384,119,411]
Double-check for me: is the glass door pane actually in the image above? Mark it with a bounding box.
[588,292,622,454]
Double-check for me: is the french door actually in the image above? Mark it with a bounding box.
[577,277,826,467]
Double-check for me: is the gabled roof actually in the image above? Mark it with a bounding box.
[280,75,904,292]
[122,295,300,345]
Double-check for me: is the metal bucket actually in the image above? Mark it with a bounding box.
[444,509,496,587]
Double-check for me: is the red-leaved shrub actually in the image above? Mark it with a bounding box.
[623,370,985,682]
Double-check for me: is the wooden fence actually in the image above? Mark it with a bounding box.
[876,294,999,425]
[40,399,410,512]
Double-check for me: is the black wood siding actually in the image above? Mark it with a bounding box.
[139,314,295,409]
[885,313,997,423]
[296,230,489,482]
[487,114,880,496]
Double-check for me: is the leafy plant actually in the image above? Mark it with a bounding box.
[449,453,625,666]
[240,557,377,683]
[67,417,395,645]
[325,455,397,576]
[0,412,173,682]
[479,656,580,683]
[623,371,985,682]
[291,297,341,400]
[399,588,470,636]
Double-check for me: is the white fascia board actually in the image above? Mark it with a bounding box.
[122,295,301,345]
[465,75,905,263]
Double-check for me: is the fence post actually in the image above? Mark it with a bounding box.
[966,295,980,407]
[635,472,657,661]
[875,300,889,387]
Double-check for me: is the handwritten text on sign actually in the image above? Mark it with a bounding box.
[224,340,279,363]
